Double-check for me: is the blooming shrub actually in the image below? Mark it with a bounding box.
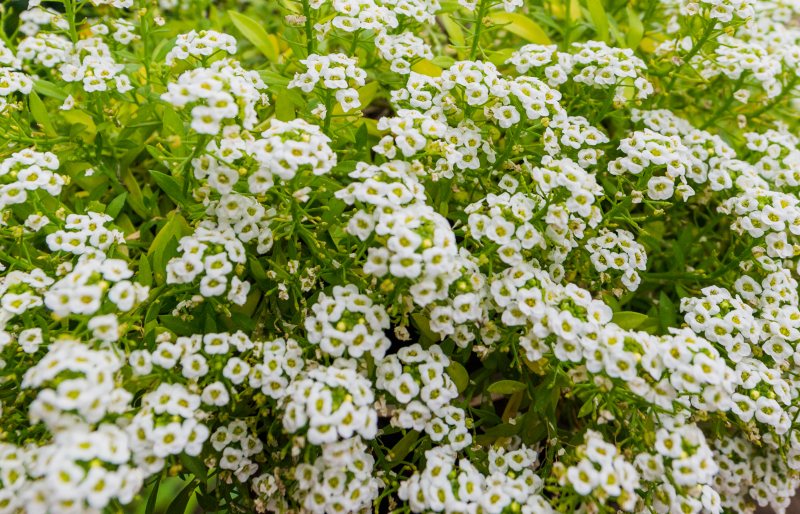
[0,0,799,511]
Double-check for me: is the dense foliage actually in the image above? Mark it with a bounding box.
[0,0,799,512]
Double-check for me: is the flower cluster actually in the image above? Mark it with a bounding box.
[0,149,64,211]
[166,222,250,304]
[210,420,263,482]
[305,284,391,359]
[192,118,335,196]
[283,364,377,444]
[376,344,470,449]
[608,129,697,201]
[586,229,647,290]
[399,445,551,513]
[509,41,653,101]
[375,31,433,74]
[639,420,721,513]
[291,436,382,513]
[161,58,269,134]
[288,53,367,113]
[560,430,640,510]
[165,30,237,66]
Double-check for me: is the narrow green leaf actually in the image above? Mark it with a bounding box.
[249,255,269,287]
[658,291,677,332]
[439,13,466,49]
[121,167,149,218]
[138,253,153,287]
[106,192,127,219]
[625,5,644,49]
[612,311,649,330]
[487,380,526,395]
[149,170,187,206]
[166,480,196,514]
[179,454,207,482]
[33,79,68,101]
[480,422,521,438]
[388,430,420,465]
[144,474,161,514]
[160,315,199,335]
[228,11,279,62]
[578,397,595,417]
[487,11,551,44]
[29,91,57,137]
[275,94,295,121]
[586,0,609,42]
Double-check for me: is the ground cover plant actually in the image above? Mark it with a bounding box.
[0,0,799,512]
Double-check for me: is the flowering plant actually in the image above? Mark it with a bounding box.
[1,0,799,512]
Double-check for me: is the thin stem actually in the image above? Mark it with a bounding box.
[661,21,715,103]
[63,0,79,43]
[301,0,315,56]
[322,90,333,135]
[469,0,488,61]
[700,75,745,130]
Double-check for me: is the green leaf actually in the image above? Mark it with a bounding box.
[60,110,97,143]
[179,454,207,482]
[487,11,551,44]
[144,474,162,514]
[430,55,456,68]
[228,11,279,62]
[410,59,443,77]
[586,0,609,42]
[29,91,57,137]
[121,167,149,218]
[439,13,465,48]
[248,255,269,288]
[521,411,547,444]
[33,79,68,101]
[275,94,295,121]
[625,5,644,49]
[578,397,595,417]
[106,192,127,219]
[149,170,187,206]
[446,361,469,393]
[612,311,649,330]
[166,480,196,514]
[486,48,516,66]
[138,253,153,287]
[659,291,677,332]
[388,430,420,465]
[161,107,185,136]
[149,214,191,283]
[482,422,521,437]
[160,315,199,335]
[487,380,526,395]
[411,313,440,343]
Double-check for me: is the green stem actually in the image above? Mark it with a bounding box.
[301,0,315,56]
[63,0,79,43]
[700,75,745,130]
[469,0,489,61]
[661,21,715,103]
[349,29,361,56]
[562,0,572,50]
[322,90,333,135]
